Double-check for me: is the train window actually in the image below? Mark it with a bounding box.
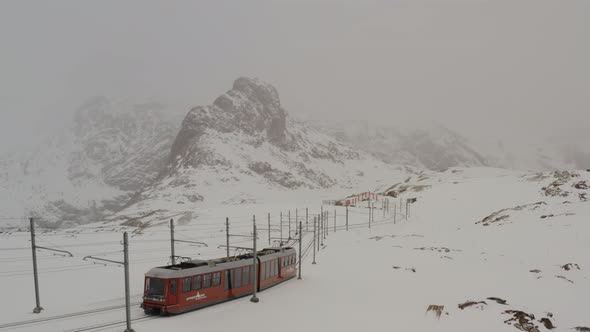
[266,260,271,278]
[146,278,165,296]
[170,280,176,295]
[243,267,250,285]
[203,274,212,288]
[294,255,297,265]
[193,275,202,290]
[234,269,242,288]
[213,272,221,286]
[261,262,266,280]
[274,259,278,276]
[182,277,191,293]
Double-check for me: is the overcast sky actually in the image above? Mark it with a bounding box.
[0,0,588,154]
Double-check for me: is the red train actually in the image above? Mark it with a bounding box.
[141,247,297,315]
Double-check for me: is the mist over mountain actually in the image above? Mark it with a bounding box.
[1,77,588,228]
[0,98,178,227]
[314,119,489,171]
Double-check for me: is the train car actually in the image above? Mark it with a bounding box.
[141,247,296,315]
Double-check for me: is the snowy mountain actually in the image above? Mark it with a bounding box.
[116,77,406,224]
[0,98,178,227]
[0,78,407,229]
[317,119,489,171]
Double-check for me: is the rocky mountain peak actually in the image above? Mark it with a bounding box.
[170,77,288,165]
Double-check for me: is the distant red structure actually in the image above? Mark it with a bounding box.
[336,192,378,206]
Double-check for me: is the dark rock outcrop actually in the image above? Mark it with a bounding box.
[169,78,288,167]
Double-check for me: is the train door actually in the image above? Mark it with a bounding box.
[168,279,178,305]
[225,270,232,294]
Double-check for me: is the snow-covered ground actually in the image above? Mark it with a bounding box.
[1,167,589,332]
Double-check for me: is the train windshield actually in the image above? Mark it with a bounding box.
[146,278,165,296]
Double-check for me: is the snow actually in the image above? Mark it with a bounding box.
[1,167,589,331]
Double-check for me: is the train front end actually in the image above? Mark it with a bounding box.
[141,269,179,315]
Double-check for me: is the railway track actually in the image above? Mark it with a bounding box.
[63,316,157,332]
[0,301,142,330]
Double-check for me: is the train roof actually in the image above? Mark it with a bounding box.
[145,247,295,279]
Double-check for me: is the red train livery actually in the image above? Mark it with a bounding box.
[141,247,297,315]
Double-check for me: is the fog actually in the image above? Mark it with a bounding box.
[1,0,589,154]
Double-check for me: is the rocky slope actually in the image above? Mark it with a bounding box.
[0,98,178,227]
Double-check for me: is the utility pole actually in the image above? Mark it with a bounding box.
[320,213,326,248]
[123,232,134,332]
[268,213,271,246]
[312,216,317,264]
[306,208,309,232]
[226,218,230,258]
[298,221,302,279]
[316,216,320,252]
[320,205,325,237]
[288,210,291,240]
[295,209,298,236]
[170,219,175,265]
[29,218,74,314]
[326,210,329,236]
[368,199,371,228]
[30,218,42,314]
[280,212,283,246]
[322,211,326,240]
[334,209,336,233]
[83,233,134,332]
[346,206,349,231]
[250,216,259,303]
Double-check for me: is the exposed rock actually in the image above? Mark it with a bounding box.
[503,310,540,332]
[487,297,508,305]
[542,171,580,197]
[477,202,546,226]
[561,263,581,271]
[556,275,574,284]
[539,318,555,329]
[458,300,487,310]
